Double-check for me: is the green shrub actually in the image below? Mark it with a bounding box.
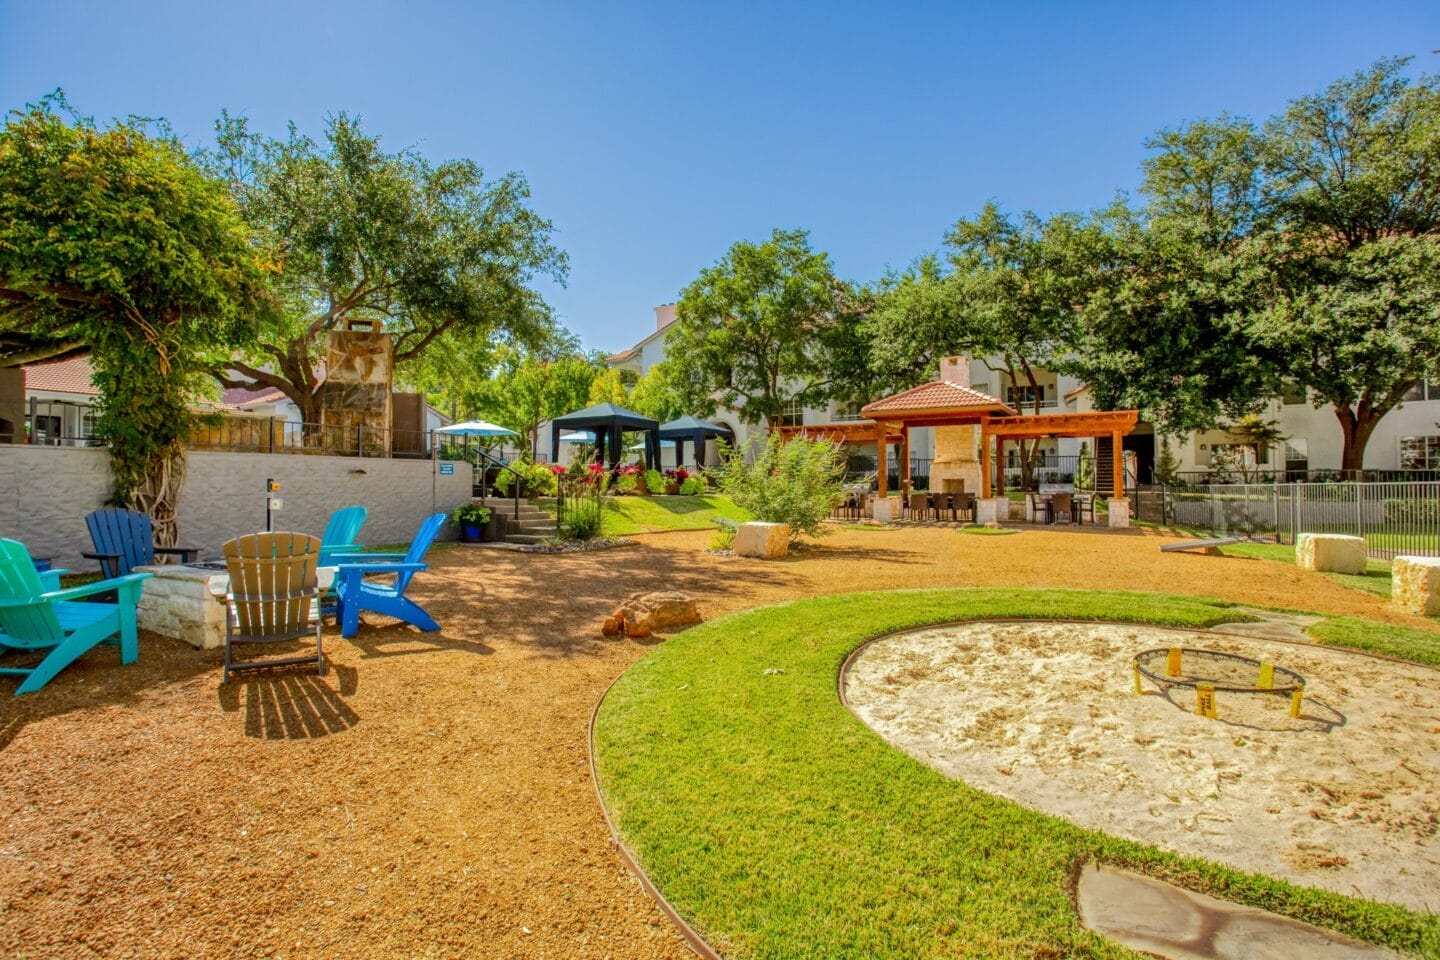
[709,522,736,551]
[719,433,845,541]
[561,493,607,541]
[678,476,704,495]
[495,459,559,498]
[616,472,638,494]
[451,503,492,526]
[644,469,665,495]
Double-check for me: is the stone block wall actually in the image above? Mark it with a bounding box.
[0,446,473,569]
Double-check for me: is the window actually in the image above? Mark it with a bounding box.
[1400,436,1440,469]
[1283,439,1308,465]
[777,397,804,428]
[832,401,864,421]
[1006,384,1046,407]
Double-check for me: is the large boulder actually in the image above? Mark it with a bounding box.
[1392,556,1440,615]
[601,591,701,638]
[734,521,790,558]
[1296,533,1367,575]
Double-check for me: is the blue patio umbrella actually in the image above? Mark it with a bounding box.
[435,420,519,438]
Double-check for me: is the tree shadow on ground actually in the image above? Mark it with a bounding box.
[0,635,224,750]
[218,663,360,740]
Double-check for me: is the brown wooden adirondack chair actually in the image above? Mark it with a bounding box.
[221,532,324,683]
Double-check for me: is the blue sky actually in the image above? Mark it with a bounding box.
[2,1,1436,354]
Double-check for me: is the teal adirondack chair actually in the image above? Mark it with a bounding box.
[0,539,152,695]
[318,505,368,565]
[331,513,447,639]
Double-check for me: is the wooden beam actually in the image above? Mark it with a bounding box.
[995,436,1005,496]
[877,422,888,498]
[980,426,992,498]
[899,425,911,494]
[1111,429,1124,500]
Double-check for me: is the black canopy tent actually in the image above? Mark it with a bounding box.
[658,415,734,468]
[550,402,661,468]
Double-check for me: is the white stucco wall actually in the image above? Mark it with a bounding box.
[0,446,473,570]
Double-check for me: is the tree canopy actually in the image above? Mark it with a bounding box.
[207,112,566,427]
[669,228,862,427]
[0,95,275,538]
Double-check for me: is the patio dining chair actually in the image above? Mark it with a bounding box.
[221,531,325,683]
[955,492,976,522]
[907,492,931,521]
[1050,493,1074,525]
[1072,493,1095,525]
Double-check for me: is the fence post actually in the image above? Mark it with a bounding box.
[1356,483,1364,541]
[357,424,364,458]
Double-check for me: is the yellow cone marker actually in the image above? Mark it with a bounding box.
[1166,647,1183,678]
[1132,661,1142,694]
[1195,682,1217,719]
[1257,661,1274,690]
[1289,688,1304,718]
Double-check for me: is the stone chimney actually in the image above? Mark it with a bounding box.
[939,356,970,386]
[655,304,678,331]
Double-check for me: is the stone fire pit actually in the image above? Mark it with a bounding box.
[136,561,335,650]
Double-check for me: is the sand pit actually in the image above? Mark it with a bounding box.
[843,621,1440,910]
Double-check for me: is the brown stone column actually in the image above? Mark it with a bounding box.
[877,425,888,498]
[980,428,991,498]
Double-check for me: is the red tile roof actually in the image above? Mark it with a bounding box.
[217,385,288,409]
[605,347,637,364]
[23,357,98,396]
[862,380,1014,416]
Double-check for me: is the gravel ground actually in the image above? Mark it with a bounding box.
[0,525,1432,959]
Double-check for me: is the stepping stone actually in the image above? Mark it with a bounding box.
[1209,621,1310,643]
[1077,864,1400,960]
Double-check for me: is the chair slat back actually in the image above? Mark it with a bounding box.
[0,538,62,646]
[320,506,367,558]
[85,508,155,577]
[1052,493,1073,513]
[223,532,322,640]
[392,513,447,593]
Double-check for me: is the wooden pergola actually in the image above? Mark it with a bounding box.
[982,410,1141,499]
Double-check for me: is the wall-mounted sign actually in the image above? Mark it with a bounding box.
[439,462,455,476]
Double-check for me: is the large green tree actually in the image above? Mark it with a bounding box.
[1245,59,1440,471]
[669,228,863,428]
[0,95,274,540]
[468,349,597,456]
[626,360,688,423]
[207,113,565,433]
[867,203,1101,487]
[1075,59,1440,470]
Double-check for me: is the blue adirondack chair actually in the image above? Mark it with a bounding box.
[331,513,447,639]
[85,508,199,578]
[318,505,368,566]
[0,538,152,695]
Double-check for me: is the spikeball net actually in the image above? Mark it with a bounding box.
[1132,647,1306,720]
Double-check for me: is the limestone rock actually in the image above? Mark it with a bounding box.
[1296,533,1367,575]
[601,591,701,638]
[734,522,790,558]
[1392,556,1440,615]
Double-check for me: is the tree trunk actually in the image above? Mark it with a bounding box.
[126,442,186,548]
[1334,403,1382,476]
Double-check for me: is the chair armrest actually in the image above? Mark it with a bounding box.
[82,551,120,562]
[327,551,407,562]
[154,546,200,562]
[335,562,427,575]
[42,572,153,604]
[322,542,364,554]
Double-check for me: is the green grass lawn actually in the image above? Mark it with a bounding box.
[1218,541,1394,598]
[589,494,752,535]
[595,589,1439,959]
